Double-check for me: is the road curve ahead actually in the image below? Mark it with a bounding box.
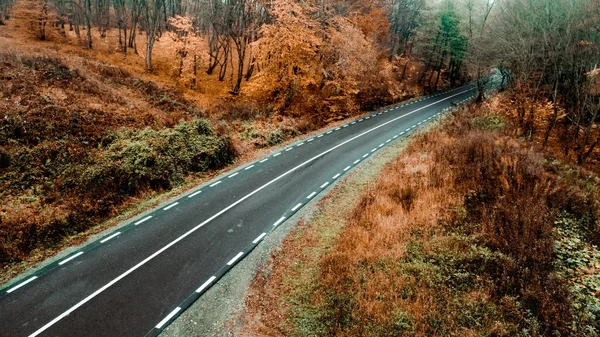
[0,85,477,337]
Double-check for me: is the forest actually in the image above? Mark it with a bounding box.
[0,0,598,309]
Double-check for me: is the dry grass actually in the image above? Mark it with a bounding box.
[244,104,600,336]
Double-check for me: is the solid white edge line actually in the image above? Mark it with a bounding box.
[163,202,179,211]
[155,307,181,329]
[134,216,153,225]
[307,191,317,199]
[291,203,302,211]
[320,182,329,188]
[252,233,267,244]
[245,165,255,170]
[58,252,84,266]
[195,276,216,293]
[188,190,202,198]
[6,276,38,294]
[100,232,121,244]
[27,87,473,337]
[273,216,286,227]
[210,181,221,187]
[226,252,244,266]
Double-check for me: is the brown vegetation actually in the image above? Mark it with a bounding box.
[244,103,600,336]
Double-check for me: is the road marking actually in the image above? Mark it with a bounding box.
[260,158,269,163]
[273,152,281,157]
[379,144,384,147]
[245,165,255,170]
[362,153,369,158]
[365,116,370,119]
[210,181,222,187]
[252,233,267,244]
[405,128,411,132]
[291,203,302,211]
[386,139,391,143]
[297,142,304,146]
[317,134,324,138]
[163,201,179,211]
[393,135,398,139]
[335,128,341,131]
[155,307,181,329]
[326,131,332,134]
[378,112,382,115]
[195,276,216,293]
[229,172,239,178]
[307,191,317,199]
[227,252,244,266]
[353,159,360,164]
[307,138,314,142]
[285,148,293,151]
[135,216,153,225]
[27,88,473,337]
[320,182,329,188]
[343,166,351,171]
[333,173,341,179]
[188,190,202,198]
[6,276,37,294]
[343,125,348,128]
[400,131,405,135]
[371,148,377,152]
[100,232,121,244]
[59,252,84,266]
[351,122,356,124]
[359,119,363,122]
[273,216,286,227]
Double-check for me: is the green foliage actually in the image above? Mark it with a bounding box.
[75,119,235,196]
[554,213,600,336]
[471,113,506,131]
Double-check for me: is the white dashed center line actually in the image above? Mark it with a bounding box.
[353,159,360,164]
[291,203,303,211]
[228,172,239,178]
[320,182,329,188]
[273,152,281,157]
[343,166,351,171]
[332,173,341,179]
[245,165,255,170]
[260,158,269,163]
[307,192,317,199]
[210,181,221,187]
[297,143,304,146]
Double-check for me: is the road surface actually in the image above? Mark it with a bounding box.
[0,85,476,337]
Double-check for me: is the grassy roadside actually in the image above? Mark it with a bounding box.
[242,100,600,336]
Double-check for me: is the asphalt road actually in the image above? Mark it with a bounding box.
[0,84,476,337]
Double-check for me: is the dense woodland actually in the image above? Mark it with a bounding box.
[0,0,599,287]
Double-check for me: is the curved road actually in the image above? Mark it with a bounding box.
[0,85,476,337]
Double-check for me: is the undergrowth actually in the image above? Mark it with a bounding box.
[245,104,600,336]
